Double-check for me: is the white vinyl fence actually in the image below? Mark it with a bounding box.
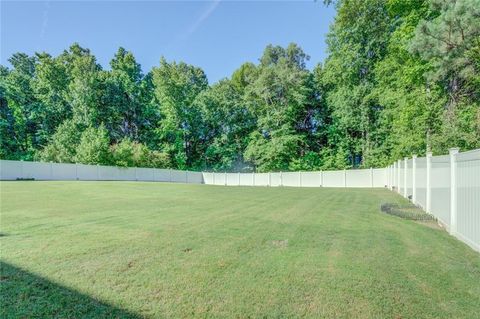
[202,169,386,188]
[2,148,478,252]
[0,160,204,184]
[386,148,480,252]
[0,160,388,188]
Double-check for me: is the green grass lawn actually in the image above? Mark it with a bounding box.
[1,181,479,318]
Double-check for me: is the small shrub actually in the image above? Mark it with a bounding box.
[380,203,435,221]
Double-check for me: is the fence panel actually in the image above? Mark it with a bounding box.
[187,171,203,184]
[51,163,76,180]
[76,164,97,180]
[323,170,344,187]
[239,173,254,186]
[270,173,281,187]
[399,162,404,195]
[301,172,321,187]
[202,172,213,184]
[22,161,51,180]
[116,167,135,181]
[135,168,153,181]
[416,157,427,209]
[254,173,269,186]
[456,150,480,251]
[226,173,240,186]
[213,172,226,186]
[154,169,170,182]
[171,170,187,183]
[346,169,370,187]
[406,159,413,197]
[0,160,22,180]
[98,165,119,180]
[282,172,300,187]
[430,155,451,229]
[372,168,386,187]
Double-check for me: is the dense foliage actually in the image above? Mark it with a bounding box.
[1,0,479,171]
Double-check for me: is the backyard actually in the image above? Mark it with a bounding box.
[1,181,479,318]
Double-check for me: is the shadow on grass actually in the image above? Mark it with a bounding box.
[0,261,142,318]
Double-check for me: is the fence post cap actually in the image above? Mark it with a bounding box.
[426,152,432,157]
[412,154,417,159]
[404,157,408,160]
[449,147,460,154]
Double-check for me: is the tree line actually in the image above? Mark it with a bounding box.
[1,0,479,172]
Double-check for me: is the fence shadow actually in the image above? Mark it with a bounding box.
[0,261,142,318]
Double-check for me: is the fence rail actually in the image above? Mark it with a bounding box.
[386,148,480,252]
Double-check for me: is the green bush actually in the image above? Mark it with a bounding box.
[74,125,110,165]
[110,139,169,168]
[37,120,81,163]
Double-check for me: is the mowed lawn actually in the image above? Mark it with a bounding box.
[1,182,479,318]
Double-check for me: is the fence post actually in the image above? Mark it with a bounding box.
[320,171,323,187]
[238,172,241,186]
[300,172,303,187]
[280,171,283,187]
[169,169,172,182]
[426,152,432,214]
[385,166,388,188]
[403,157,408,198]
[388,165,391,189]
[252,172,255,186]
[225,171,227,186]
[393,163,396,190]
[50,161,54,180]
[186,170,189,184]
[449,148,459,235]
[343,169,347,188]
[97,164,100,180]
[397,159,401,194]
[75,163,79,180]
[135,167,138,181]
[396,162,399,191]
[370,167,373,188]
[412,155,417,204]
[391,165,394,190]
[392,163,395,190]
[389,165,393,190]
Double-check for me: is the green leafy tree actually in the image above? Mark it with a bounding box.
[1,53,39,160]
[411,0,480,152]
[193,79,255,170]
[37,120,81,163]
[243,43,313,171]
[61,43,102,127]
[74,124,110,165]
[152,58,208,169]
[101,48,152,142]
[322,0,392,167]
[0,66,17,159]
[31,52,71,145]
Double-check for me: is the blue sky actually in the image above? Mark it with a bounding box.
[1,1,336,83]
